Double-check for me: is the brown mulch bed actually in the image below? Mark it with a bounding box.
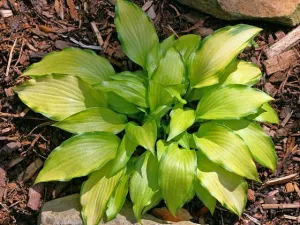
[0,0,299,224]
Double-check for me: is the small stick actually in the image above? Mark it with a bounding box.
[263,173,298,187]
[13,38,25,68]
[262,203,300,209]
[90,21,104,47]
[283,215,300,222]
[5,38,18,77]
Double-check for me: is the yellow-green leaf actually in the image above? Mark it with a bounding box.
[195,180,216,214]
[14,75,106,121]
[35,132,120,183]
[107,92,140,115]
[175,34,201,64]
[53,107,127,134]
[247,103,279,124]
[193,122,259,181]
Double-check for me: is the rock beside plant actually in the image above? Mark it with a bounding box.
[39,194,197,225]
[176,0,300,26]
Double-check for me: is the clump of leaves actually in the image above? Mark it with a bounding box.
[14,0,278,224]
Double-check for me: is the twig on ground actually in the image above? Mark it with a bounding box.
[283,215,300,222]
[5,38,18,77]
[90,21,104,47]
[243,213,261,225]
[263,173,298,187]
[262,203,300,209]
[69,37,101,50]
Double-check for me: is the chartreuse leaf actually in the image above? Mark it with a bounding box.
[130,152,159,222]
[106,160,135,221]
[197,152,248,216]
[175,34,201,64]
[187,85,218,102]
[148,81,174,112]
[156,140,171,161]
[35,132,120,184]
[220,120,277,171]
[110,71,147,84]
[193,122,259,181]
[115,0,158,68]
[196,85,273,120]
[152,47,185,85]
[125,119,157,154]
[158,144,196,216]
[22,48,114,85]
[168,108,195,141]
[53,107,127,134]
[247,103,279,124]
[110,134,138,176]
[14,75,106,121]
[195,180,216,214]
[94,78,147,108]
[189,24,262,88]
[80,163,124,225]
[107,92,140,115]
[150,105,171,125]
[222,60,262,86]
[143,191,162,214]
[164,85,187,104]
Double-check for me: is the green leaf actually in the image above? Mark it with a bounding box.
[22,48,114,85]
[110,134,138,176]
[220,120,277,171]
[222,60,262,86]
[196,85,273,120]
[159,144,196,215]
[35,132,120,183]
[175,34,201,64]
[53,107,127,134]
[106,160,135,221]
[152,47,185,85]
[115,0,159,68]
[247,103,279,124]
[80,164,124,225]
[142,191,162,214]
[189,24,262,88]
[164,85,187,104]
[110,71,147,85]
[149,105,172,125]
[160,35,176,54]
[187,85,218,102]
[197,152,248,216]
[148,81,174,112]
[193,122,259,181]
[194,180,216,214]
[125,119,157,154]
[156,140,170,161]
[14,75,106,121]
[94,79,147,108]
[176,132,190,150]
[130,152,159,221]
[168,108,195,141]
[107,92,140,115]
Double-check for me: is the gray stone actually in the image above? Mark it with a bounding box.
[176,0,300,26]
[39,194,197,225]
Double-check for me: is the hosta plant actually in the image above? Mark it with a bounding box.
[14,0,278,224]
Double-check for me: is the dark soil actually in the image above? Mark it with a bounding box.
[0,0,299,224]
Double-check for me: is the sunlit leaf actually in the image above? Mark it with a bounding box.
[14,75,106,121]
[148,81,174,112]
[193,122,259,181]
[107,92,140,115]
[247,103,279,124]
[195,180,216,214]
[175,34,201,64]
[35,132,120,183]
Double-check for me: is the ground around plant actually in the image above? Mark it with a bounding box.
[0,0,299,224]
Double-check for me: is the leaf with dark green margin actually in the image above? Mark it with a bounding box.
[196,85,273,120]
[80,164,124,225]
[35,132,120,183]
[193,122,259,181]
[197,152,248,216]
[158,144,196,215]
[115,0,159,68]
[195,180,216,214]
[247,103,279,124]
[14,75,106,121]
[22,48,114,85]
[130,152,159,221]
[53,107,127,134]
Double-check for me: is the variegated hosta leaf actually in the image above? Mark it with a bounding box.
[107,92,140,115]
[197,152,248,216]
[152,47,185,85]
[196,85,273,120]
[247,103,279,124]
[110,71,147,84]
[148,81,174,112]
[125,119,157,154]
[187,85,218,102]
[130,152,159,221]
[175,34,201,64]
[176,132,190,150]
[193,122,259,181]
[14,75,106,121]
[22,48,114,85]
[142,191,162,214]
[110,134,138,176]
[149,105,172,125]
[220,120,277,171]
[222,60,262,86]
[167,108,195,141]
[94,78,147,108]
[156,140,171,161]
[158,144,196,215]
[35,132,120,183]
[194,180,216,214]
[53,107,127,134]
[81,164,124,225]
[189,24,262,88]
[115,0,159,68]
